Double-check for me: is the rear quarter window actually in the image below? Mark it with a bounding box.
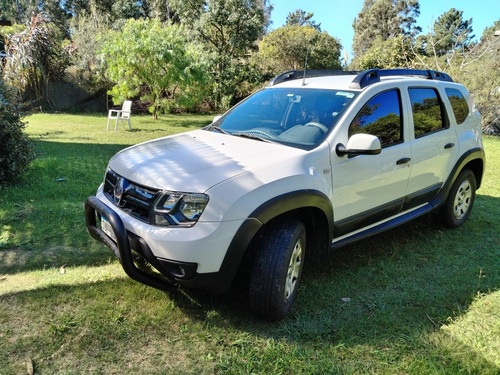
[445,88,469,125]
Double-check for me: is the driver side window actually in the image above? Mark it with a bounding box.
[349,90,403,147]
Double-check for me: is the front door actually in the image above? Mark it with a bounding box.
[331,88,411,237]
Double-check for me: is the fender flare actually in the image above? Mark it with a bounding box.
[431,147,485,208]
[210,190,334,291]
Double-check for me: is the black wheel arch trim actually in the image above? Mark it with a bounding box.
[210,189,334,291]
[249,189,334,236]
[430,147,485,209]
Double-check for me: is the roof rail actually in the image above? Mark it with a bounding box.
[350,69,454,89]
[268,70,359,86]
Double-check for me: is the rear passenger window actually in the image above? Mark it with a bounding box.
[446,88,469,125]
[349,89,402,147]
[409,88,447,137]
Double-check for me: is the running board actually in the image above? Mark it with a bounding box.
[332,203,435,248]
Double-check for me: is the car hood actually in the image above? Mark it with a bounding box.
[108,129,305,192]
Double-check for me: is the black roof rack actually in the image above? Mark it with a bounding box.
[349,69,454,89]
[268,68,454,89]
[268,70,358,86]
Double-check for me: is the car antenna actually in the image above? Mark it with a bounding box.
[302,48,309,86]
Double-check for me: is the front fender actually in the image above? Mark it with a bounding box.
[213,189,334,290]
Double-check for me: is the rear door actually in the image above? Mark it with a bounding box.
[403,84,459,209]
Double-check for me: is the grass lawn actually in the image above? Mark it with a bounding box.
[1,113,499,374]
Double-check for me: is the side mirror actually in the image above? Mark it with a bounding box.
[336,133,382,157]
[212,115,222,123]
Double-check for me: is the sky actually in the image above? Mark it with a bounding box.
[269,0,500,60]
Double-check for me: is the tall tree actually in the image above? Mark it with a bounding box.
[286,9,321,31]
[420,9,474,57]
[258,26,342,75]
[352,0,420,58]
[172,0,270,109]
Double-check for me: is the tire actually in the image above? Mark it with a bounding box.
[249,219,306,320]
[441,169,476,228]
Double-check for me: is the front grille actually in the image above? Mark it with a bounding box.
[103,169,160,223]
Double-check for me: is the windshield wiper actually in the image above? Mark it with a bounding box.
[232,132,271,143]
[205,124,230,135]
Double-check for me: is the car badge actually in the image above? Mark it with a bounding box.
[113,177,126,206]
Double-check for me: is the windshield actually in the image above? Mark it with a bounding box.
[208,87,356,150]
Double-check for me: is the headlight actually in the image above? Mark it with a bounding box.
[153,192,209,227]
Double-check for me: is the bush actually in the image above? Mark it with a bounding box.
[0,80,36,186]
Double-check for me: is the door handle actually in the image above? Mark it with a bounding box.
[444,143,455,149]
[396,157,411,165]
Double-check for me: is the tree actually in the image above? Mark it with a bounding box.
[69,3,112,95]
[257,26,342,76]
[417,9,473,59]
[452,20,500,134]
[286,9,321,31]
[0,78,35,186]
[352,0,420,58]
[351,35,416,70]
[3,14,69,99]
[172,0,270,109]
[0,0,38,25]
[102,19,210,119]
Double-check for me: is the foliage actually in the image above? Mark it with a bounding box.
[172,0,269,109]
[286,9,321,31]
[0,0,38,25]
[257,25,342,76]
[68,4,112,94]
[102,19,210,119]
[352,0,421,58]
[0,79,35,186]
[351,35,416,70]
[2,14,69,99]
[406,18,500,133]
[417,8,474,58]
[451,20,500,134]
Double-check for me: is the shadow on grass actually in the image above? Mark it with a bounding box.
[0,141,128,274]
[2,217,499,374]
[1,196,499,373]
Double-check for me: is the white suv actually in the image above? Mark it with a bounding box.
[85,69,485,319]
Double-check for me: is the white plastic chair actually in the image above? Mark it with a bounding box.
[107,100,132,130]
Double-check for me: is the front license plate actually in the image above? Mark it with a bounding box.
[100,216,116,242]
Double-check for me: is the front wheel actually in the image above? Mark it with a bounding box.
[249,219,306,320]
[441,169,476,228]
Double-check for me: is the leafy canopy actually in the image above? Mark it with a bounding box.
[352,0,420,58]
[101,19,209,119]
[258,25,342,75]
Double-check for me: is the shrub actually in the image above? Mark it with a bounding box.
[0,80,35,186]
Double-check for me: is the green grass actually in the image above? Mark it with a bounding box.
[1,114,499,374]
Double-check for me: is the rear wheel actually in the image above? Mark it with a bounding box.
[249,219,306,320]
[441,169,476,228]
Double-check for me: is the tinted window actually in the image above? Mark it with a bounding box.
[349,90,402,146]
[409,88,447,137]
[446,88,469,125]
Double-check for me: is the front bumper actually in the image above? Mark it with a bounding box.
[84,196,262,293]
[84,196,199,291]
